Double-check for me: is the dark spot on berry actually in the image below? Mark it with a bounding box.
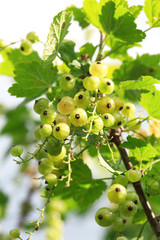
[75,114,80,119]
[58,99,61,103]
[66,76,71,81]
[98,214,103,220]
[123,219,127,224]
[134,200,138,205]
[118,121,122,126]
[40,124,43,128]
[35,100,38,104]
[97,61,101,64]
[107,81,111,85]
[128,206,133,211]
[115,187,121,192]
[133,167,137,170]
[45,180,48,184]
[58,176,62,179]
[107,103,111,108]
[35,226,40,231]
[20,46,24,51]
[126,106,130,109]
[92,121,95,125]
[78,94,83,100]
[119,106,123,110]
[38,161,41,165]
[12,144,16,147]
[46,187,50,191]
[43,111,47,115]
[53,120,56,125]
[91,103,95,108]
[104,115,108,119]
[56,126,60,131]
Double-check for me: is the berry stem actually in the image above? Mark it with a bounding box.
[110,128,160,238]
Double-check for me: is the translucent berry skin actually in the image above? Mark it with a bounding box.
[111,112,123,129]
[126,191,139,205]
[34,98,49,114]
[70,108,88,127]
[59,74,75,91]
[146,180,160,196]
[99,78,114,95]
[40,108,57,125]
[101,113,115,127]
[89,61,108,78]
[38,158,53,175]
[119,200,137,217]
[48,146,66,161]
[11,145,23,157]
[34,148,48,161]
[45,137,62,156]
[74,91,90,109]
[45,173,58,186]
[20,39,33,55]
[113,97,124,111]
[108,184,127,204]
[115,175,128,187]
[95,207,114,227]
[40,124,52,137]
[26,31,39,43]
[53,123,70,140]
[126,168,141,183]
[57,96,75,115]
[97,97,115,114]
[55,114,71,127]
[87,116,104,134]
[83,75,100,91]
[113,217,127,232]
[9,229,20,238]
[122,102,135,117]
[116,236,128,240]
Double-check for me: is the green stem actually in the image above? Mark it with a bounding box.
[137,221,148,240]
[144,18,160,33]
[76,145,90,157]
[0,40,21,52]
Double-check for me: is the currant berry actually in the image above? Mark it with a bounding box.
[119,200,137,217]
[101,113,115,127]
[40,108,57,125]
[113,97,124,111]
[113,217,127,232]
[126,191,139,205]
[45,173,58,186]
[0,39,7,47]
[122,102,135,117]
[34,148,48,161]
[54,114,71,127]
[95,207,114,227]
[70,108,88,127]
[97,97,115,114]
[108,184,127,204]
[59,74,75,91]
[109,203,119,213]
[26,31,39,43]
[111,112,123,129]
[115,174,128,187]
[57,96,75,115]
[38,158,53,175]
[53,123,70,140]
[48,146,66,161]
[126,168,141,183]
[116,236,128,240]
[40,124,52,137]
[99,78,114,94]
[11,145,23,157]
[74,91,90,109]
[45,137,62,156]
[34,126,42,141]
[20,39,33,55]
[83,75,100,91]
[87,116,103,134]
[34,98,49,114]
[89,61,108,78]
[146,180,160,196]
[9,229,20,238]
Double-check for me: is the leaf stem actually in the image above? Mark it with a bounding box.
[137,221,148,240]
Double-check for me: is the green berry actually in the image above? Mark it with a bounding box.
[115,174,128,187]
[101,113,115,127]
[26,31,39,43]
[48,146,66,161]
[70,108,88,127]
[59,74,75,91]
[89,61,108,78]
[40,108,57,125]
[122,102,135,117]
[38,158,53,175]
[40,124,52,137]
[97,97,115,114]
[87,116,104,134]
[55,114,71,126]
[20,39,33,55]
[108,184,127,204]
[74,91,90,109]
[83,75,100,91]
[126,191,139,205]
[113,97,124,111]
[113,217,127,232]
[34,148,48,161]
[116,236,128,240]
[9,229,20,238]
[45,173,58,186]
[57,96,75,115]
[53,123,70,140]
[34,126,42,141]
[45,137,62,156]
[111,112,123,129]
[34,98,49,114]
[99,78,114,94]
[95,207,114,227]
[126,168,141,183]
[11,145,23,157]
[119,200,137,217]
[146,180,160,196]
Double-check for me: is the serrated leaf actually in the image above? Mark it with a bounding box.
[8,61,58,99]
[132,209,147,224]
[129,5,143,19]
[83,0,101,29]
[144,0,160,27]
[121,136,157,161]
[54,158,107,210]
[66,5,89,29]
[42,11,72,64]
[100,0,128,9]
[79,43,97,59]
[120,76,159,91]
[59,40,76,65]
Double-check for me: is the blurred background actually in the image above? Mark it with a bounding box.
[0,0,160,239]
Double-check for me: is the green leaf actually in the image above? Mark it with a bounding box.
[144,0,160,27]
[83,0,101,29]
[121,136,157,161]
[132,209,147,224]
[100,0,128,9]
[66,5,89,28]
[42,11,72,64]
[0,190,8,219]
[129,5,143,19]
[59,40,76,65]
[140,91,160,119]
[0,48,14,76]
[54,158,107,210]
[79,43,97,59]
[8,61,58,99]
[120,76,159,91]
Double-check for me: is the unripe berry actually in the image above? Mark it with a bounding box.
[113,97,124,111]
[115,174,128,187]
[87,116,103,134]
[113,217,127,232]
[9,229,20,238]
[57,96,75,115]
[54,114,71,126]
[111,112,123,129]
[83,75,100,91]
[40,108,57,125]
[108,184,127,204]
[70,108,88,127]
[122,102,135,117]
[74,91,90,109]
[38,158,53,175]
[126,168,141,183]
[45,173,58,186]
[40,124,52,137]
[89,61,108,78]
[20,39,33,55]
[95,207,114,227]
[26,31,39,43]
[97,97,115,114]
[11,145,23,157]
[116,236,128,240]
[101,113,115,127]
[34,98,49,114]
[99,78,114,94]
[53,123,70,140]
[48,146,66,161]
[45,137,62,156]
[59,74,75,91]
[119,200,137,217]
